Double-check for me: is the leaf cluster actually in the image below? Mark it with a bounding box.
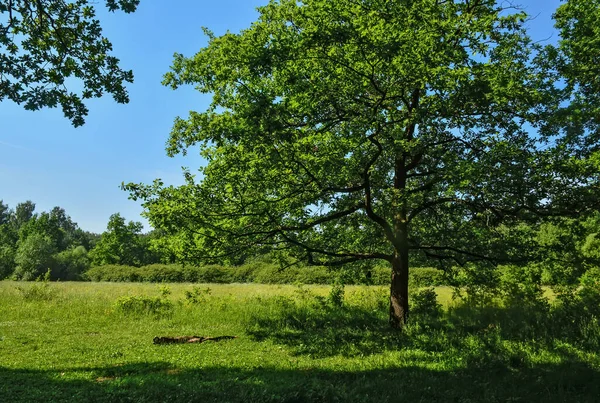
[0,0,139,125]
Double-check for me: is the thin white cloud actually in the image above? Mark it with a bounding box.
[0,140,35,152]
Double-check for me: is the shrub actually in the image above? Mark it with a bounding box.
[181,265,202,282]
[83,265,141,282]
[228,263,255,283]
[410,267,446,287]
[15,270,56,301]
[328,282,345,307]
[550,271,600,350]
[82,262,448,286]
[370,265,391,285]
[369,266,446,287]
[449,264,500,307]
[114,295,173,316]
[157,285,172,298]
[139,264,184,282]
[183,286,212,304]
[410,287,442,320]
[250,263,298,284]
[53,246,90,280]
[580,267,600,289]
[296,265,334,284]
[577,267,600,317]
[195,264,235,283]
[499,265,545,303]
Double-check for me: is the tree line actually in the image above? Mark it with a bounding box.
[1,198,599,288]
[0,200,162,280]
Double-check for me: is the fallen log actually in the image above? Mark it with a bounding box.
[153,335,237,345]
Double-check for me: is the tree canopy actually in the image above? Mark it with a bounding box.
[89,213,147,267]
[0,0,139,126]
[0,200,161,280]
[127,0,600,328]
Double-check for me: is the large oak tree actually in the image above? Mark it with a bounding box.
[127,0,599,328]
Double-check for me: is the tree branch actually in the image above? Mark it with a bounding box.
[363,134,397,244]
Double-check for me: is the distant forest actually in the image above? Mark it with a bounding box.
[0,200,164,280]
[1,199,600,286]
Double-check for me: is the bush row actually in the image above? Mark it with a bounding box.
[83,263,447,286]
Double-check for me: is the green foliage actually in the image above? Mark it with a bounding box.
[0,0,139,126]
[139,264,185,282]
[448,264,500,307]
[114,295,173,317]
[0,201,98,281]
[126,0,600,328]
[12,201,35,229]
[553,0,600,121]
[18,207,81,252]
[408,267,446,288]
[0,244,15,279]
[13,233,56,280]
[499,264,546,306]
[53,246,90,280]
[576,267,600,318]
[158,285,173,298]
[192,264,235,283]
[15,270,56,301]
[328,281,345,308]
[579,266,600,289]
[249,263,324,284]
[0,199,9,225]
[550,269,600,349]
[183,286,211,305]
[83,264,143,282]
[157,284,172,298]
[410,288,442,321]
[82,263,450,287]
[89,213,149,267]
[535,218,587,285]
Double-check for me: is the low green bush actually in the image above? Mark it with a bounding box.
[114,295,173,316]
[195,264,235,283]
[410,287,443,322]
[328,282,345,307]
[83,264,142,282]
[140,264,185,282]
[15,270,57,301]
[251,263,302,284]
[410,267,446,287]
[82,263,449,286]
[296,265,333,284]
[183,286,212,304]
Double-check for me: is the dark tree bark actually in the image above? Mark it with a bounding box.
[389,250,410,328]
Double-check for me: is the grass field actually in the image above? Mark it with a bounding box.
[0,281,599,402]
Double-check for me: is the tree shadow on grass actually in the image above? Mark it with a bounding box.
[246,302,404,357]
[244,295,600,359]
[1,359,599,403]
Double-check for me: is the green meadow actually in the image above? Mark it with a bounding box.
[1,281,599,402]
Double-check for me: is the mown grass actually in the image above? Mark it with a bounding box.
[0,281,598,402]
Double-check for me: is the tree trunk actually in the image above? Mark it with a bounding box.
[389,97,417,329]
[389,249,409,329]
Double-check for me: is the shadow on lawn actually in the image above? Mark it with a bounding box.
[1,359,599,403]
[245,295,600,358]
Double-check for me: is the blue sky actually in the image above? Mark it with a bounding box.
[0,0,561,233]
